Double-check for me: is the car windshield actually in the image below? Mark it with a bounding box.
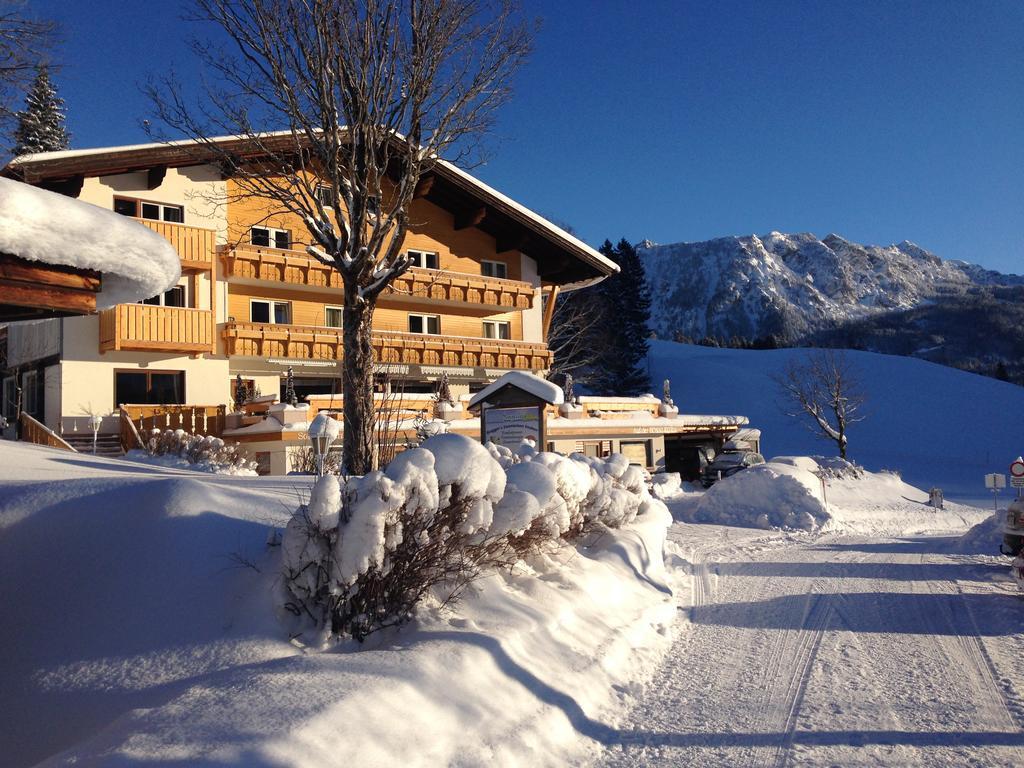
[709,453,747,468]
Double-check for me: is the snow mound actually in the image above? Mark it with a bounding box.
[770,456,821,473]
[651,472,683,499]
[0,177,181,306]
[695,461,828,530]
[952,511,1005,555]
[0,439,674,767]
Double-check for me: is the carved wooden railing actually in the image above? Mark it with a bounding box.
[222,321,552,371]
[99,304,214,354]
[220,245,535,309]
[137,219,216,270]
[19,412,76,452]
[120,404,228,440]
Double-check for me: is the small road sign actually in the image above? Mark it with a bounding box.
[1013,477,1024,489]
[1011,458,1024,478]
[987,473,1007,490]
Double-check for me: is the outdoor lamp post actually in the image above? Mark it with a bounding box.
[310,430,330,477]
[90,413,103,454]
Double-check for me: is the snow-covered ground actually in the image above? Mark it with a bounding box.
[591,486,1024,767]
[0,442,673,767]
[647,341,1024,501]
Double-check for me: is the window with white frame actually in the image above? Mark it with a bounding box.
[408,313,440,335]
[250,299,291,324]
[251,226,291,250]
[407,249,439,269]
[324,306,343,328]
[315,184,334,208]
[142,285,186,307]
[481,260,507,279]
[482,320,511,340]
[113,197,184,223]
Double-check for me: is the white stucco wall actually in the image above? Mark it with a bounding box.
[77,165,225,236]
[58,315,231,430]
[520,253,543,344]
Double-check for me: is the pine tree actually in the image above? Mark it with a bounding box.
[12,65,69,156]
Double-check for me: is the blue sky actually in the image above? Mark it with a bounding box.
[30,0,1024,272]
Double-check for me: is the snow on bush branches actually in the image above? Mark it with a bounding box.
[133,428,257,475]
[281,433,664,641]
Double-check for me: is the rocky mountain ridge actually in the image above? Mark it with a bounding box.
[638,231,1024,342]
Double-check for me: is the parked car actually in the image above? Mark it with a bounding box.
[700,449,765,488]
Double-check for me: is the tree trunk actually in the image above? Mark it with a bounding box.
[342,290,377,475]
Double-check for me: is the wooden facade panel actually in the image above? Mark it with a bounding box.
[225,180,523,281]
[137,219,215,269]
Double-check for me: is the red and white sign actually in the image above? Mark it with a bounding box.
[1011,458,1024,478]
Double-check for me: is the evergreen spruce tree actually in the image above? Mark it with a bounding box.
[548,237,652,396]
[12,65,69,156]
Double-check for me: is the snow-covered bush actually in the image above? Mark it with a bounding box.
[694,461,828,531]
[280,435,662,641]
[139,428,256,474]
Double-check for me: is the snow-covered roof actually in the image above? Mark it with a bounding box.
[0,178,180,307]
[467,371,564,410]
[7,132,617,283]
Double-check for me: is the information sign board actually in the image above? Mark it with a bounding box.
[986,473,1006,490]
[482,406,541,448]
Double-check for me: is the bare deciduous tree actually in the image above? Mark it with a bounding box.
[772,349,866,459]
[0,2,56,136]
[147,0,532,473]
[546,289,605,381]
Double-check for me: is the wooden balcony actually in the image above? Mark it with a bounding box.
[222,321,552,370]
[137,219,216,270]
[220,245,535,310]
[99,304,214,355]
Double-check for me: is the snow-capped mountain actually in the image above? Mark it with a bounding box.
[639,232,1023,342]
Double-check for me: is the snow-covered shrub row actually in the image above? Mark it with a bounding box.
[693,462,829,531]
[281,433,664,641]
[133,428,257,475]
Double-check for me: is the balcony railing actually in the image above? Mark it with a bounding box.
[99,304,214,355]
[222,321,552,371]
[220,245,535,310]
[137,219,216,270]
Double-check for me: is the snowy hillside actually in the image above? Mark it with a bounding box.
[647,341,1024,499]
[639,232,1024,344]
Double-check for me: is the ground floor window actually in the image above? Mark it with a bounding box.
[2,375,16,421]
[285,376,338,402]
[115,370,185,407]
[619,439,652,467]
[20,370,40,419]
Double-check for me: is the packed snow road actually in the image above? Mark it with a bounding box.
[592,522,1024,767]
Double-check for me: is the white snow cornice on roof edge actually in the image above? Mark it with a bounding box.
[0,178,181,307]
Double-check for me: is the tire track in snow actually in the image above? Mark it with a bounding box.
[922,569,1024,733]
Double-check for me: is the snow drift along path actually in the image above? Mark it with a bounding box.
[593,517,1024,767]
[0,442,674,768]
